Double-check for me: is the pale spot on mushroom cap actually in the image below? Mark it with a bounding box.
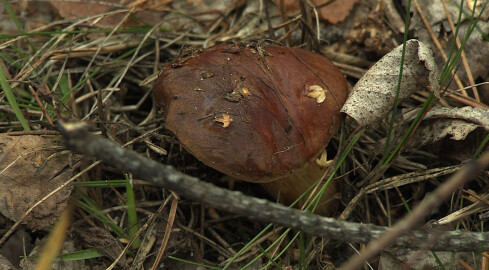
[215,113,233,128]
[307,84,326,103]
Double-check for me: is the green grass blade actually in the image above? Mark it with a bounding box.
[257,244,284,270]
[58,248,103,261]
[167,256,221,270]
[474,134,489,158]
[308,129,364,213]
[260,231,301,270]
[240,228,292,269]
[77,193,126,238]
[125,174,140,249]
[75,179,128,188]
[383,93,435,166]
[58,74,71,103]
[382,0,486,169]
[222,223,274,269]
[0,62,31,131]
[382,0,412,163]
[440,0,465,86]
[1,0,23,31]
[299,232,307,270]
[0,52,22,69]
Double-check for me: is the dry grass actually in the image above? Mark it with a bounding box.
[1,0,489,269]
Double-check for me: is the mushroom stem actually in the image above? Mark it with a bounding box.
[260,160,338,216]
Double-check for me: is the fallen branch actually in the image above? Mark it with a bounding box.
[58,121,489,253]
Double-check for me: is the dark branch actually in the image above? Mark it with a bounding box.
[58,121,489,252]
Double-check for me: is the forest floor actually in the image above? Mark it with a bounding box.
[1,0,489,269]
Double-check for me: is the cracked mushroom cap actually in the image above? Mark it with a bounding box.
[154,43,348,183]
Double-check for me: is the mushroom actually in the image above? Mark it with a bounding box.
[154,43,348,215]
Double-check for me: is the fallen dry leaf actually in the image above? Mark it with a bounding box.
[46,0,166,28]
[48,0,116,19]
[276,0,358,24]
[341,39,440,126]
[346,9,396,57]
[422,106,489,130]
[0,135,74,231]
[405,1,489,101]
[403,106,489,148]
[450,21,489,93]
[369,106,489,163]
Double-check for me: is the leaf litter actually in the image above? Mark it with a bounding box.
[1,0,489,269]
[341,39,440,126]
[0,135,73,231]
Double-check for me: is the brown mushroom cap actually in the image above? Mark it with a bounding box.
[155,44,348,183]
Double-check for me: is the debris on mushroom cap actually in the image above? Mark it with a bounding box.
[307,85,327,103]
[214,113,233,128]
[154,43,349,183]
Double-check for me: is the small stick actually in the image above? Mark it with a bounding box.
[28,85,53,126]
[340,151,489,270]
[58,121,489,253]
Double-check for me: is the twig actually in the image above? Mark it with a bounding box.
[28,85,53,126]
[150,193,179,270]
[0,126,163,248]
[340,152,489,270]
[58,121,489,253]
